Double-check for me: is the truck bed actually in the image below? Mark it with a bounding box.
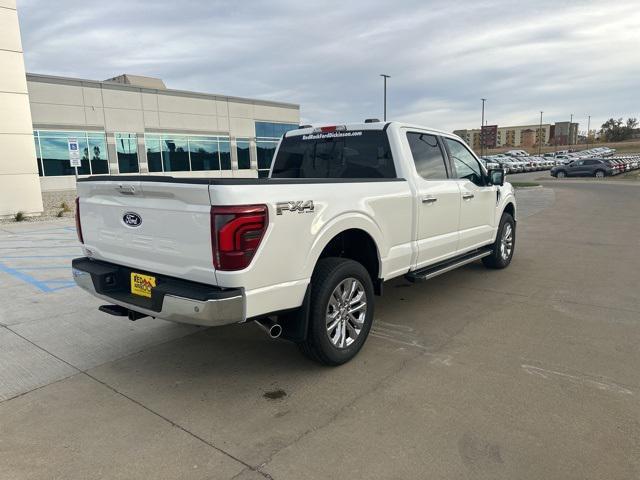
[78,175,405,185]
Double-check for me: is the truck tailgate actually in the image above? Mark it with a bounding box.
[77,179,216,284]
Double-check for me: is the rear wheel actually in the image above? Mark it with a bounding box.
[594,169,605,178]
[482,212,515,269]
[556,170,566,178]
[298,258,374,366]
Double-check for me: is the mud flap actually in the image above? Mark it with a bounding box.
[279,285,311,342]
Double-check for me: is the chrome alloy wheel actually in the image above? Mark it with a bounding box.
[325,278,367,348]
[500,223,514,261]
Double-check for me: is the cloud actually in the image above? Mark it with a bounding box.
[17,0,640,132]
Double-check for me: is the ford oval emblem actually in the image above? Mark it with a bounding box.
[123,212,142,227]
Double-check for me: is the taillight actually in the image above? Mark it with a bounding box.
[211,205,268,271]
[75,197,84,244]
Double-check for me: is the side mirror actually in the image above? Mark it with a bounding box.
[488,168,504,186]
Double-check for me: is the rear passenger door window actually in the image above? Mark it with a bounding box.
[406,133,449,179]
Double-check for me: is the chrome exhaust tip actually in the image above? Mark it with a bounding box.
[255,317,282,339]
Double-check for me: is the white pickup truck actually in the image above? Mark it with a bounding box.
[72,122,516,365]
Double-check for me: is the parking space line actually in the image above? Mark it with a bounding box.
[0,261,57,292]
[0,261,76,293]
[0,255,77,259]
[17,266,71,270]
[0,226,74,235]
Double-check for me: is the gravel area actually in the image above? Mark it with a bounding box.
[0,190,77,224]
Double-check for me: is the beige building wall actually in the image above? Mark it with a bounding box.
[28,74,300,192]
[0,1,43,217]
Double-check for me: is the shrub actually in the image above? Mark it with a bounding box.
[15,211,25,222]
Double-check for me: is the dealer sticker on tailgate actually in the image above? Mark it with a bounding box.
[131,272,156,298]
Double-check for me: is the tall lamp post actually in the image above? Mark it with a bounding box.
[569,113,574,149]
[538,111,544,156]
[380,74,390,121]
[481,98,486,157]
[586,115,591,148]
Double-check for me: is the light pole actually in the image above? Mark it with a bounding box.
[380,74,390,121]
[481,98,486,157]
[538,111,543,156]
[569,113,573,149]
[586,115,591,148]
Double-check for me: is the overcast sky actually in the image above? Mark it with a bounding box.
[17,0,640,132]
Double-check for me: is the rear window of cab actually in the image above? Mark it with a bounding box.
[271,130,396,179]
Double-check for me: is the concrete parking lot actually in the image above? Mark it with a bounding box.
[1,180,639,479]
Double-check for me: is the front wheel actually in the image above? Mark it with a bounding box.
[594,170,605,178]
[298,258,374,366]
[483,213,515,269]
[556,170,566,178]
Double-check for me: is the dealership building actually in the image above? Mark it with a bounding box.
[454,121,579,151]
[0,1,300,218]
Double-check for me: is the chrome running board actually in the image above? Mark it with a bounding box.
[404,249,492,283]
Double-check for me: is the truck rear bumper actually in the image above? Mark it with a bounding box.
[72,257,244,327]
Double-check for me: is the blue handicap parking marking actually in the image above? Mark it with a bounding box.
[1,255,78,259]
[0,223,80,293]
[0,255,77,293]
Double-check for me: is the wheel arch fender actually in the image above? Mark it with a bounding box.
[303,213,385,282]
[502,200,516,221]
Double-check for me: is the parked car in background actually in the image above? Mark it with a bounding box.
[481,157,508,173]
[510,158,528,172]
[506,149,529,157]
[550,158,614,178]
[602,159,624,175]
[499,158,522,173]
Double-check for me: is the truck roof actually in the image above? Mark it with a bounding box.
[284,121,460,140]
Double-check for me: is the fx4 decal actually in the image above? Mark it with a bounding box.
[276,200,315,215]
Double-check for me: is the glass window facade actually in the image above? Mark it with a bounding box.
[115,133,139,173]
[189,138,220,171]
[236,139,251,169]
[161,135,190,172]
[33,136,42,176]
[255,122,298,139]
[254,122,297,177]
[33,130,110,177]
[219,139,231,170]
[145,135,163,172]
[144,134,232,173]
[256,140,278,177]
[88,132,109,175]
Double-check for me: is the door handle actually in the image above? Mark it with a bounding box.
[422,196,438,204]
[462,193,475,200]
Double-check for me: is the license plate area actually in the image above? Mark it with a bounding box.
[131,272,156,298]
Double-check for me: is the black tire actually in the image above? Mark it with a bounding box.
[482,213,515,269]
[556,170,566,178]
[298,257,375,366]
[594,169,605,178]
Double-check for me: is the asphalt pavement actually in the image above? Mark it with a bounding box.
[1,179,639,479]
